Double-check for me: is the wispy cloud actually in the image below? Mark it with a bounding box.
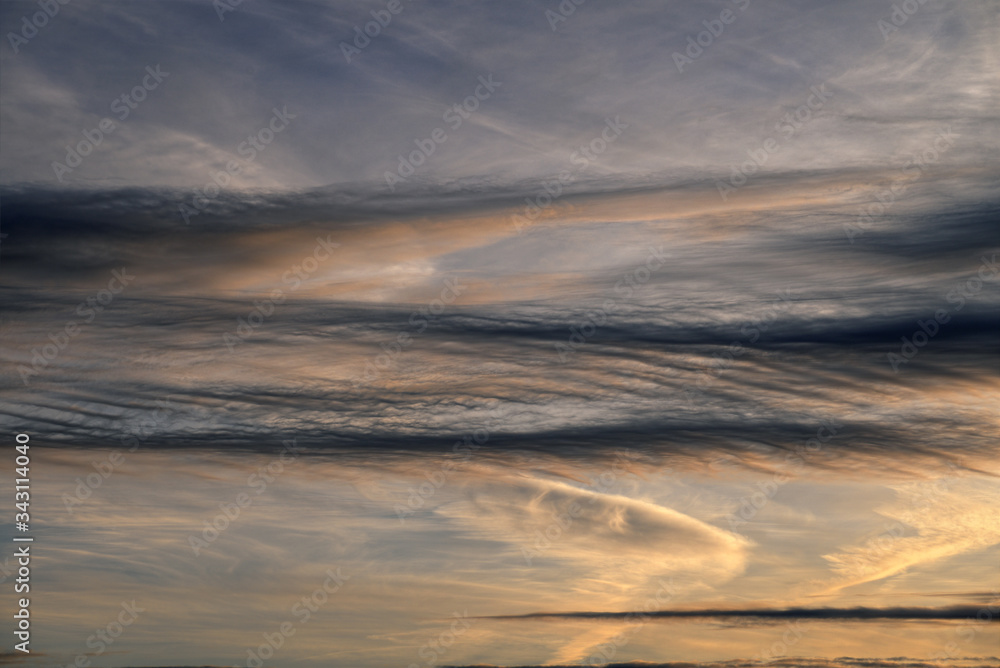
[2,1,997,666]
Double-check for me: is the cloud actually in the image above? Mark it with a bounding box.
[443,660,1000,668]
[0,652,47,665]
[1,177,997,483]
[2,1,998,189]
[2,1,998,667]
[819,479,1000,593]
[438,472,749,596]
[476,604,996,623]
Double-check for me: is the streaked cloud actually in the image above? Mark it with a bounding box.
[1,0,996,666]
[476,604,996,622]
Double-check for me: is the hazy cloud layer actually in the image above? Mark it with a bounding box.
[1,1,997,666]
[2,1,998,189]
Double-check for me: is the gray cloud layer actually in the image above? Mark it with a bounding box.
[1,3,998,666]
[1,179,997,479]
[2,0,998,189]
[477,604,997,622]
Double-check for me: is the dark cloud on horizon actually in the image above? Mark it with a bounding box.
[443,660,1000,668]
[475,604,998,622]
[88,662,1000,668]
[83,662,1000,668]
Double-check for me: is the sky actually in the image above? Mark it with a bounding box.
[0,0,998,667]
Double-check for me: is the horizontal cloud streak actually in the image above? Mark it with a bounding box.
[477,604,998,622]
[445,660,1000,668]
